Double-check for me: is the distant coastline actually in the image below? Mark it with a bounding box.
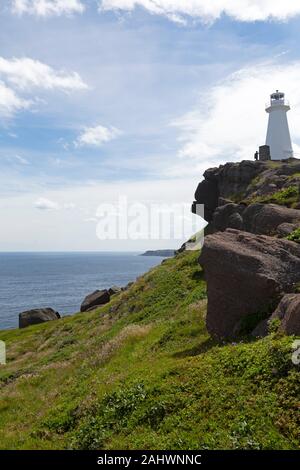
[140,250,175,257]
[0,252,162,330]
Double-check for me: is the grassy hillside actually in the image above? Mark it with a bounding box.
[0,251,299,450]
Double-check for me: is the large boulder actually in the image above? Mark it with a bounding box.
[270,294,300,335]
[19,308,60,329]
[199,229,300,339]
[211,202,300,236]
[243,203,300,235]
[80,289,110,312]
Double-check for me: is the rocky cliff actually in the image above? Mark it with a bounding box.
[196,158,300,339]
[193,158,300,231]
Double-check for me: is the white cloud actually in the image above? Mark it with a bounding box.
[63,202,76,209]
[172,60,300,172]
[34,197,60,210]
[0,80,31,117]
[0,57,87,118]
[0,57,88,92]
[12,0,85,17]
[99,1,300,24]
[34,198,76,210]
[75,124,121,147]
[2,178,196,250]
[14,154,30,164]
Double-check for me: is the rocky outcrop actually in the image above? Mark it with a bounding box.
[243,203,300,234]
[193,158,300,226]
[19,308,60,329]
[213,202,300,235]
[269,294,300,335]
[199,229,300,339]
[193,160,267,222]
[80,289,110,312]
[194,176,219,222]
[212,203,245,231]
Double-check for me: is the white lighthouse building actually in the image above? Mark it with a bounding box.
[265,90,293,160]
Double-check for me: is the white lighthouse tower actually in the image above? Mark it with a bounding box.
[265,90,293,160]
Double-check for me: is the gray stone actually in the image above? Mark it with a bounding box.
[270,294,300,335]
[19,308,60,329]
[199,229,300,339]
[212,203,244,231]
[194,179,219,222]
[193,158,300,232]
[80,289,110,312]
[108,286,122,296]
[243,203,300,235]
[277,222,299,238]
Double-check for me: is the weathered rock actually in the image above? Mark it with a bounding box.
[212,202,300,236]
[80,289,110,312]
[199,229,300,339]
[194,178,219,222]
[193,158,300,229]
[277,222,299,238]
[108,286,122,296]
[19,308,60,329]
[270,294,300,335]
[243,203,300,235]
[218,160,266,198]
[212,203,244,231]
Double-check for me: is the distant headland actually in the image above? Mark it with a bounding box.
[140,249,175,257]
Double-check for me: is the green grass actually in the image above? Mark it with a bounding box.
[245,186,299,207]
[287,228,300,243]
[0,251,299,450]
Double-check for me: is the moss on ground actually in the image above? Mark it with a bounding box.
[245,186,299,207]
[287,228,300,243]
[0,251,299,450]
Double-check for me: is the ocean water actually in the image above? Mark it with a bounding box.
[0,252,164,330]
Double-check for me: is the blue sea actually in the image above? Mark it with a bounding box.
[0,252,164,330]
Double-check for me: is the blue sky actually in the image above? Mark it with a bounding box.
[2,1,300,250]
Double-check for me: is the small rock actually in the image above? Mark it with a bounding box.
[80,289,110,312]
[108,286,122,296]
[270,294,300,335]
[212,203,243,231]
[277,222,299,238]
[19,308,60,329]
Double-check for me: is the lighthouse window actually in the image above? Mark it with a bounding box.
[271,92,284,100]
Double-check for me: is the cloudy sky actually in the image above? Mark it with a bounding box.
[2,1,300,250]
